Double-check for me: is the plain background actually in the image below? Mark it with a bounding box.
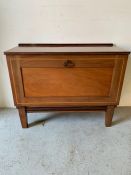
[0,0,131,107]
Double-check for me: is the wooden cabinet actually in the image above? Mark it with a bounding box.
[4,43,130,128]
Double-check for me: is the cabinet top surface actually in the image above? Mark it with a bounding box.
[4,43,130,55]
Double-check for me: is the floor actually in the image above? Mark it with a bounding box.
[0,108,131,175]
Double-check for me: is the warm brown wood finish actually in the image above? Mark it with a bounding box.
[22,67,113,97]
[18,107,28,128]
[5,43,130,128]
[5,44,130,55]
[105,106,115,127]
[26,106,107,112]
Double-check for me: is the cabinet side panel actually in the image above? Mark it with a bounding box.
[116,55,128,104]
[108,55,128,105]
[6,56,18,105]
[6,56,26,106]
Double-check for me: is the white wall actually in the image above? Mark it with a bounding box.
[0,0,131,107]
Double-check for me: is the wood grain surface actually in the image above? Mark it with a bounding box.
[5,44,130,128]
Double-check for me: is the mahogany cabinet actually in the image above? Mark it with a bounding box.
[4,43,130,128]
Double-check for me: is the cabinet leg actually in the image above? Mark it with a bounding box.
[18,107,28,128]
[105,106,115,127]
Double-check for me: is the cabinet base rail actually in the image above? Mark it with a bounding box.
[17,105,115,128]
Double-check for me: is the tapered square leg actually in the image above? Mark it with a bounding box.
[18,107,28,128]
[105,106,115,127]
